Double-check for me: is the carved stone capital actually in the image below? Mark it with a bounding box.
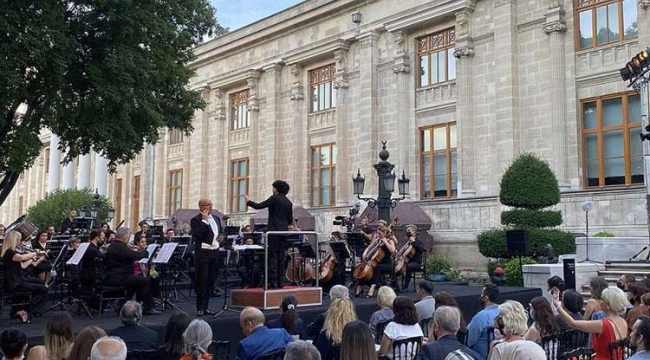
[289,64,304,101]
[213,88,226,121]
[333,49,349,89]
[393,54,411,74]
[640,0,650,11]
[246,75,260,112]
[455,11,471,37]
[453,46,475,58]
[393,31,407,55]
[542,20,567,34]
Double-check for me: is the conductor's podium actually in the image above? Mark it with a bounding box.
[230,286,322,310]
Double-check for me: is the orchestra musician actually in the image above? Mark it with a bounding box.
[31,231,53,286]
[191,198,224,317]
[164,228,176,243]
[400,224,426,291]
[105,228,160,315]
[46,225,56,239]
[133,221,153,245]
[132,235,161,298]
[0,223,5,240]
[60,210,77,234]
[245,180,293,289]
[1,231,48,322]
[355,224,396,298]
[80,230,106,287]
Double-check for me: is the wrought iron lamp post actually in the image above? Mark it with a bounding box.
[352,141,410,223]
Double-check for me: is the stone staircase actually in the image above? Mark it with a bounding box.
[579,262,650,298]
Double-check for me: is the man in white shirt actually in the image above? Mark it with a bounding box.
[415,281,436,322]
[191,198,223,316]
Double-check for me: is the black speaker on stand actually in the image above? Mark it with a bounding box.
[506,230,529,287]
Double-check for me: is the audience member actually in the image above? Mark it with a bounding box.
[488,301,545,360]
[524,296,559,343]
[108,301,159,351]
[416,306,476,360]
[416,282,436,322]
[237,306,293,360]
[267,295,304,339]
[181,319,213,360]
[68,326,107,360]
[315,298,357,360]
[26,311,75,360]
[618,275,637,292]
[446,349,478,360]
[157,311,192,360]
[585,277,609,320]
[553,286,628,360]
[627,283,649,333]
[0,328,28,360]
[547,276,565,297]
[369,286,396,334]
[629,316,650,360]
[339,321,375,360]
[284,340,321,360]
[555,289,584,331]
[307,285,350,339]
[378,296,424,360]
[467,284,500,360]
[435,291,468,343]
[90,337,127,360]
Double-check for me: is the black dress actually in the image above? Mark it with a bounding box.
[2,249,48,312]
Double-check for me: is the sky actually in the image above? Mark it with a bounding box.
[210,0,305,31]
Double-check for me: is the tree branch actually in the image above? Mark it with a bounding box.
[0,172,20,208]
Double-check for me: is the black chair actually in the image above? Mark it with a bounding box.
[401,249,428,292]
[82,257,126,317]
[559,347,594,360]
[457,328,468,345]
[209,340,230,360]
[375,319,392,345]
[390,336,422,360]
[255,348,285,360]
[420,317,432,338]
[127,349,157,360]
[559,329,589,353]
[541,333,560,360]
[609,338,630,360]
[0,260,33,324]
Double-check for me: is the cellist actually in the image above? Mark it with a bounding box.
[401,224,426,291]
[354,224,396,298]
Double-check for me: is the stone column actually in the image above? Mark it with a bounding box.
[392,31,414,191]
[61,153,74,190]
[543,5,569,189]
[77,154,91,189]
[454,11,476,197]
[47,134,60,193]
[290,64,309,206]
[357,31,380,192]
[263,64,282,190]
[93,153,108,196]
[247,71,262,201]
[334,48,351,206]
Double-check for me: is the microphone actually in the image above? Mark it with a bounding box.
[630,246,648,260]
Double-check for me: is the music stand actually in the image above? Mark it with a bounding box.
[329,242,350,290]
[253,224,268,233]
[214,236,240,317]
[153,243,182,311]
[345,233,366,293]
[240,247,264,288]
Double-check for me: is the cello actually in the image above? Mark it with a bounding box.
[394,234,417,275]
[352,224,393,282]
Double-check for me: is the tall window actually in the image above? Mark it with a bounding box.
[169,129,184,145]
[44,148,50,174]
[229,158,249,213]
[576,0,637,50]
[231,90,250,130]
[115,179,122,224]
[311,144,337,206]
[420,123,457,198]
[132,175,140,228]
[309,64,337,113]
[418,28,456,88]
[581,93,642,187]
[18,196,24,215]
[168,170,182,215]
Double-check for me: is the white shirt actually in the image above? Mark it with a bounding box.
[383,322,424,360]
[201,216,219,250]
[490,339,546,360]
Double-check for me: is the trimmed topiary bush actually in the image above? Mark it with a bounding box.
[500,209,563,228]
[499,153,560,210]
[594,231,615,237]
[27,188,113,231]
[478,228,575,259]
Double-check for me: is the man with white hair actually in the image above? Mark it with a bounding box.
[284,340,321,360]
[90,336,127,360]
[108,301,159,351]
[237,306,293,360]
[306,285,350,339]
[416,306,476,360]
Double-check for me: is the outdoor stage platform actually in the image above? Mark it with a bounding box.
[10,284,540,357]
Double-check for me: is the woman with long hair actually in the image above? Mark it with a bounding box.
[27,312,75,360]
[157,311,192,360]
[340,321,376,360]
[584,277,609,320]
[435,291,468,342]
[1,231,48,322]
[524,296,560,343]
[315,298,358,360]
[357,224,396,298]
[553,286,628,360]
[266,295,304,338]
[68,326,106,360]
[626,282,649,334]
[181,319,213,360]
[378,296,423,360]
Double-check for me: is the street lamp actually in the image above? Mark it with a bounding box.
[107,207,116,221]
[352,141,410,223]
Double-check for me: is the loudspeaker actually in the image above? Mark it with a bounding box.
[506,230,529,256]
[563,258,576,291]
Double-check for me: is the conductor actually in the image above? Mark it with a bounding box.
[191,198,223,316]
[245,180,293,289]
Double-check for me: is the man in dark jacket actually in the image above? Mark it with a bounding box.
[417,306,477,360]
[105,228,159,315]
[245,180,293,289]
[108,301,159,351]
[80,229,105,287]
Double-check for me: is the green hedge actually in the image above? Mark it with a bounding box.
[500,209,563,228]
[499,153,560,210]
[504,257,538,286]
[26,188,113,231]
[477,227,575,259]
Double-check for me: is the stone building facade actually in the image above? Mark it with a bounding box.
[2,0,650,270]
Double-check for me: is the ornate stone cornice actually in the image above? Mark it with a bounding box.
[246,71,261,112]
[453,45,475,58]
[289,64,304,101]
[213,88,226,121]
[333,49,349,89]
[640,0,650,10]
[494,0,513,7]
[542,20,567,34]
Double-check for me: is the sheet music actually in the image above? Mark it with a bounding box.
[138,244,158,263]
[152,242,178,264]
[66,242,90,265]
[233,245,264,251]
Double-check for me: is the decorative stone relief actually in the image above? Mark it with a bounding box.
[247,74,260,112]
[213,88,226,121]
[542,21,567,34]
[290,64,304,101]
[640,0,650,10]
[455,11,470,37]
[393,31,406,55]
[453,46,475,58]
[392,31,410,74]
[333,49,349,89]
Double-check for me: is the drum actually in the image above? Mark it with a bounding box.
[5,215,37,241]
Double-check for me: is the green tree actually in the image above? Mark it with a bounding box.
[27,188,113,231]
[0,1,227,206]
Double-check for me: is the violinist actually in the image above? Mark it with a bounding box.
[401,224,426,291]
[134,221,153,245]
[133,235,161,298]
[1,231,48,322]
[355,224,396,298]
[31,230,53,286]
[80,230,106,287]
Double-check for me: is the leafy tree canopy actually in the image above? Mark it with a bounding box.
[27,188,114,231]
[0,0,226,205]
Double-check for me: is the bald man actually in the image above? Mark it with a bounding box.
[191,198,224,316]
[237,307,293,360]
